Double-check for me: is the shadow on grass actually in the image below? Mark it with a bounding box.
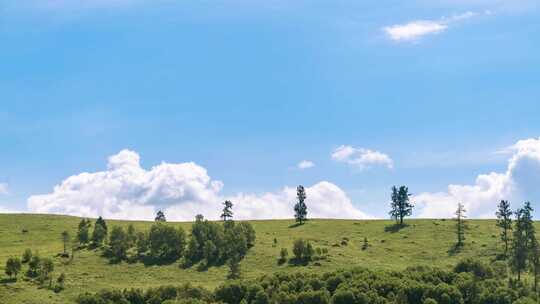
[0,278,17,284]
[289,222,305,229]
[384,223,408,233]
[288,258,309,267]
[448,244,464,256]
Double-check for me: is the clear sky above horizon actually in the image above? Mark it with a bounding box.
[1,0,540,220]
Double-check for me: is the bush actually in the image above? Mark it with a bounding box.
[148,223,187,262]
[279,248,288,264]
[22,248,32,263]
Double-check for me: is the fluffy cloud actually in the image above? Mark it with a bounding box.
[332,145,393,170]
[414,137,540,218]
[0,183,8,195]
[28,149,370,221]
[297,160,315,170]
[383,11,487,41]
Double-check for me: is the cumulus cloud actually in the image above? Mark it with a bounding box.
[0,183,8,195]
[332,145,393,170]
[28,149,370,221]
[383,11,488,41]
[414,137,540,218]
[297,160,315,170]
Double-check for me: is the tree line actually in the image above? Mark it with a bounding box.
[77,258,537,304]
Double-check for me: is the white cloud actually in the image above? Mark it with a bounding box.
[332,145,393,170]
[414,137,540,218]
[297,160,315,170]
[0,183,8,195]
[28,149,370,221]
[383,11,487,41]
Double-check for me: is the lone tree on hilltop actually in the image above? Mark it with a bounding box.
[221,200,233,221]
[294,185,308,225]
[389,185,414,225]
[455,203,467,247]
[155,210,166,222]
[496,200,513,256]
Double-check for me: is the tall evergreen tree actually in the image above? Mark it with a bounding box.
[91,217,108,246]
[496,200,513,256]
[77,218,91,245]
[61,231,70,255]
[389,186,414,225]
[511,206,529,281]
[155,210,166,222]
[221,200,234,221]
[455,203,467,247]
[294,185,308,225]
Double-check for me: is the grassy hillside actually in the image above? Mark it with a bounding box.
[0,214,513,303]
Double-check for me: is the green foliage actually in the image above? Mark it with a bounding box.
[26,254,41,277]
[496,200,513,256]
[61,230,70,254]
[294,185,308,224]
[279,248,288,264]
[155,210,167,222]
[292,238,314,263]
[185,216,255,267]
[389,185,413,225]
[5,257,22,278]
[77,218,91,245]
[91,217,108,246]
[148,223,186,262]
[22,248,32,263]
[109,226,129,261]
[455,203,467,247]
[221,200,234,221]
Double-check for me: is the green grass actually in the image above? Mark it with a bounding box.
[0,214,513,303]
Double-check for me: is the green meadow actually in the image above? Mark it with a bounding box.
[0,214,515,303]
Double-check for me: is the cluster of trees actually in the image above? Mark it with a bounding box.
[76,206,256,272]
[77,258,538,304]
[278,238,329,265]
[494,200,540,291]
[4,249,65,292]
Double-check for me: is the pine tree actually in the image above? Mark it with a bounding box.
[155,210,166,222]
[61,231,70,255]
[294,185,308,224]
[221,200,234,221]
[496,200,513,256]
[77,218,91,245]
[511,207,528,281]
[389,186,414,225]
[91,218,108,246]
[455,203,467,247]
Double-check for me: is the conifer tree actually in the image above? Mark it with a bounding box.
[221,200,234,221]
[389,186,414,225]
[511,206,529,281]
[155,210,166,222]
[455,203,467,247]
[294,185,308,224]
[496,200,513,256]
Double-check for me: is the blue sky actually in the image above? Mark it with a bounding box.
[1,0,540,220]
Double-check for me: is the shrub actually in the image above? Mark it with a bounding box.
[279,248,288,264]
[22,248,32,263]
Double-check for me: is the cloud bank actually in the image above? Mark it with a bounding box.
[383,11,489,41]
[414,137,540,218]
[28,149,370,221]
[332,145,393,170]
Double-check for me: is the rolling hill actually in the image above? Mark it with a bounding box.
[0,214,511,303]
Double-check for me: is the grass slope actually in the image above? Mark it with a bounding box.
[0,214,511,303]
